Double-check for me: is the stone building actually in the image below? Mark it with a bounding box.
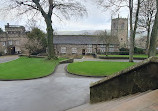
[0,23,28,55]
[0,19,123,56]
[111,17,128,48]
[53,35,119,56]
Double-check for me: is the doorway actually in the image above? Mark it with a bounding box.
[8,46,15,55]
[82,49,85,55]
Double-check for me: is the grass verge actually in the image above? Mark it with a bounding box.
[67,61,135,76]
[0,57,65,80]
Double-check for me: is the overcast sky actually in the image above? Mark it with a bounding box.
[0,1,129,32]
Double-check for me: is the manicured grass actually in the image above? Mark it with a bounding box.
[0,57,65,80]
[67,61,136,76]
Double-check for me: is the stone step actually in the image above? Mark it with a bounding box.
[67,90,158,111]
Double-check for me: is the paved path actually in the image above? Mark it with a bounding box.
[0,55,19,63]
[0,63,101,111]
[67,90,158,111]
[0,56,144,111]
[75,58,142,63]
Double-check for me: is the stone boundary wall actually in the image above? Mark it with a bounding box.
[97,55,146,60]
[90,57,158,103]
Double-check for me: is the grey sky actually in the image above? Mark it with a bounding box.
[0,1,129,31]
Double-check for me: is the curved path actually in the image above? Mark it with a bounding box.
[0,59,101,111]
[0,55,19,63]
[0,56,143,111]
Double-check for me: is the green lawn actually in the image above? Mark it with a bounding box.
[67,61,136,76]
[0,57,64,80]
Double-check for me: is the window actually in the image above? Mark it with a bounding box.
[87,48,92,53]
[121,23,125,29]
[109,45,114,48]
[100,48,105,53]
[16,41,19,45]
[109,48,115,52]
[87,44,92,47]
[61,47,66,53]
[113,23,116,28]
[8,41,12,45]
[3,42,6,46]
[72,48,77,54]
[121,38,123,40]
[100,45,105,48]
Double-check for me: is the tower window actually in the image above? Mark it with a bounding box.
[121,23,125,29]
[113,23,116,28]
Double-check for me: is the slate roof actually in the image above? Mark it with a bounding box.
[53,35,119,45]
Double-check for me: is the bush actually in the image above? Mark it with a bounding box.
[134,47,144,54]
[0,52,3,56]
[119,51,129,55]
[119,48,129,55]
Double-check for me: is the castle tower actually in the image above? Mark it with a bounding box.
[111,17,128,48]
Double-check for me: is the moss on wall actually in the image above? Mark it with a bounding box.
[90,57,158,103]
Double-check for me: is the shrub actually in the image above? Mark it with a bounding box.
[134,47,144,54]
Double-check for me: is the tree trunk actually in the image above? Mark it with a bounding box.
[146,26,150,54]
[148,0,158,57]
[129,0,134,62]
[129,0,140,62]
[45,16,56,59]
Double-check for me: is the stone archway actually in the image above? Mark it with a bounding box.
[8,46,15,55]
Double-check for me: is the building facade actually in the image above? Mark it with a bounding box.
[0,19,124,56]
[0,23,28,55]
[53,35,119,56]
[111,17,128,48]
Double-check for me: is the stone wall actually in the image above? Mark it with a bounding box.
[0,33,28,54]
[90,57,158,103]
[111,18,128,48]
[54,44,119,56]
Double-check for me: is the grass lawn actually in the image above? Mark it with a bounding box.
[67,61,136,76]
[0,57,65,80]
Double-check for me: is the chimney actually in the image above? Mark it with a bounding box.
[7,23,9,27]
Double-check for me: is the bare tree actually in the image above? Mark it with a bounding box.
[137,0,156,54]
[96,0,141,62]
[0,0,87,59]
[97,30,110,56]
[148,0,158,57]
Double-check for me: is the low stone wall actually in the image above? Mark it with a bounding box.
[97,55,146,60]
[19,54,46,58]
[90,57,158,103]
[59,59,74,64]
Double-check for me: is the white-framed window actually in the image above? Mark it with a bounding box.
[87,44,92,47]
[61,47,66,53]
[100,45,105,48]
[72,48,77,54]
[109,48,115,52]
[16,41,20,45]
[8,40,12,45]
[3,42,6,46]
[100,48,105,53]
[109,45,114,48]
[87,48,92,53]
